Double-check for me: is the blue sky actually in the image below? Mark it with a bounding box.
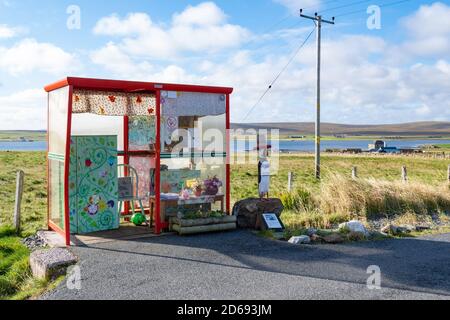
[0,0,449,129]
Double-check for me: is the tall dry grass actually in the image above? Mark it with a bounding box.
[279,174,450,229]
[320,174,450,219]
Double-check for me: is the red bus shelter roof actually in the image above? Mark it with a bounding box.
[44,77,234,94]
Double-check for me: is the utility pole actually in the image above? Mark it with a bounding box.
[300,9,334,179]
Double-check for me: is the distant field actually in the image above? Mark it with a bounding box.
[232,121,450,136]
[231,153,450,203]
[0,131,46,142]
[0,151,449,235]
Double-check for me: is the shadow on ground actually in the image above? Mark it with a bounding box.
[71,230,450,297]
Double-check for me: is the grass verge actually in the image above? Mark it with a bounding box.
[0,225,59,300]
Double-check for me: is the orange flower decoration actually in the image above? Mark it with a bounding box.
[108,95,116,103]
[74,95,80,102]
[148,108,154,114]
[136,96,142,104]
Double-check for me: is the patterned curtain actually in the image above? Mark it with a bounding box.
[72,89,156,116]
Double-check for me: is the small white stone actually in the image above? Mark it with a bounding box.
[288,235,311,245]
[339,220,369,236]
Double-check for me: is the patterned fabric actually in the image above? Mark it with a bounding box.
[72,89,156,116]
[161,91,226,116]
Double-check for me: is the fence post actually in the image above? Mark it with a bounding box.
[447,164,450,183]
[14,170,25,233]
[288,172,294,192]
[352,166,358,179]
[401,166,408,183]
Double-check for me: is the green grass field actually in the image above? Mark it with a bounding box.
[231,153,450,203]
[0,151,449,299]
[0,151,448,231]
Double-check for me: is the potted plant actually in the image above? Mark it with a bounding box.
[203,176,222,196]
[194,184,203,197]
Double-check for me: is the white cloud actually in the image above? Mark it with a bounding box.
[401,2,450,57]
[0,24,25,39]
[90,42,153,79]
[0,89,46,130]
[92,2,250,59]
[173,2,227,26]
[0,38,78,75]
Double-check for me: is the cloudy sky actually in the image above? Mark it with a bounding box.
[0,0,449,129]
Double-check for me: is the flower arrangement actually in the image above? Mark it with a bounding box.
[203,176,223,196]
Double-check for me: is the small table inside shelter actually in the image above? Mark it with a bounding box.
[150,194,225,225]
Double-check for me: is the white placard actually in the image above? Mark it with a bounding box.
[262,213,284,230]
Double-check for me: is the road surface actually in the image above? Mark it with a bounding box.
[42,230,450,300]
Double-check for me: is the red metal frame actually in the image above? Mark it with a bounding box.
[45,77,233,95]
[45,77,233,242]
[123,115,130,216]
[225,94,231,215]
[46,92,50,230]
[154,90,162,234]
[226,94,231,215]
[63,85,74,246]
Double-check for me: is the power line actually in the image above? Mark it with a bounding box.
[335,0,412,17]
[321,0,374,14]
[302,0,341,11]
[241,25,317,122]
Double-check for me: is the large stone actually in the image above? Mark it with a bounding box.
[233,198,284,230]
[30,248,78,280]
[288,235,311,245]
[381,224,413,236]
[339,220,369,236]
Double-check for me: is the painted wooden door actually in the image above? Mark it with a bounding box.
[69,136,119,234]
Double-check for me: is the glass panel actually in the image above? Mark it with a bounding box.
[71,114,125,151]
[129,156,155,208]
[48,86,69,155]
[49,159,65,229]
[160,157,226,223]
[129,116,156,151]
[160,91,226,154]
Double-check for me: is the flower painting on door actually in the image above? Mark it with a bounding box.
[69,136,119,234]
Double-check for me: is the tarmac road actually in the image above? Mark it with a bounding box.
[42,230,450,300]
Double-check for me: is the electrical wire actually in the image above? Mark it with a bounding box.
[335,0,412,17]
[241,25,317,121]
[320,0,374,14]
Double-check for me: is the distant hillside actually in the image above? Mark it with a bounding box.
[230,121,450,136]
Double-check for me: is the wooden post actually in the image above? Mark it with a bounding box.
[288,172,294,192]
[447,164,450,183]
[352,166,358,179]
[401,166,407,183]
[14,170,24,233]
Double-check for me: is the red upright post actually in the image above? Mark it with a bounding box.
[226,94,231,215]
[154,90,162,234]
[64,86,74,246]
[123,115,130,216]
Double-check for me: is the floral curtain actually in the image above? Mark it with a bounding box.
[72,89,156,116]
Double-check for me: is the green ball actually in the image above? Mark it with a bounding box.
[131,213,146,226]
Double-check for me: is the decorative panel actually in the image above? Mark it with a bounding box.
[72,89,156,116]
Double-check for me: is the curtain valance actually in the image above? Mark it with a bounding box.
[72,89,156,116]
